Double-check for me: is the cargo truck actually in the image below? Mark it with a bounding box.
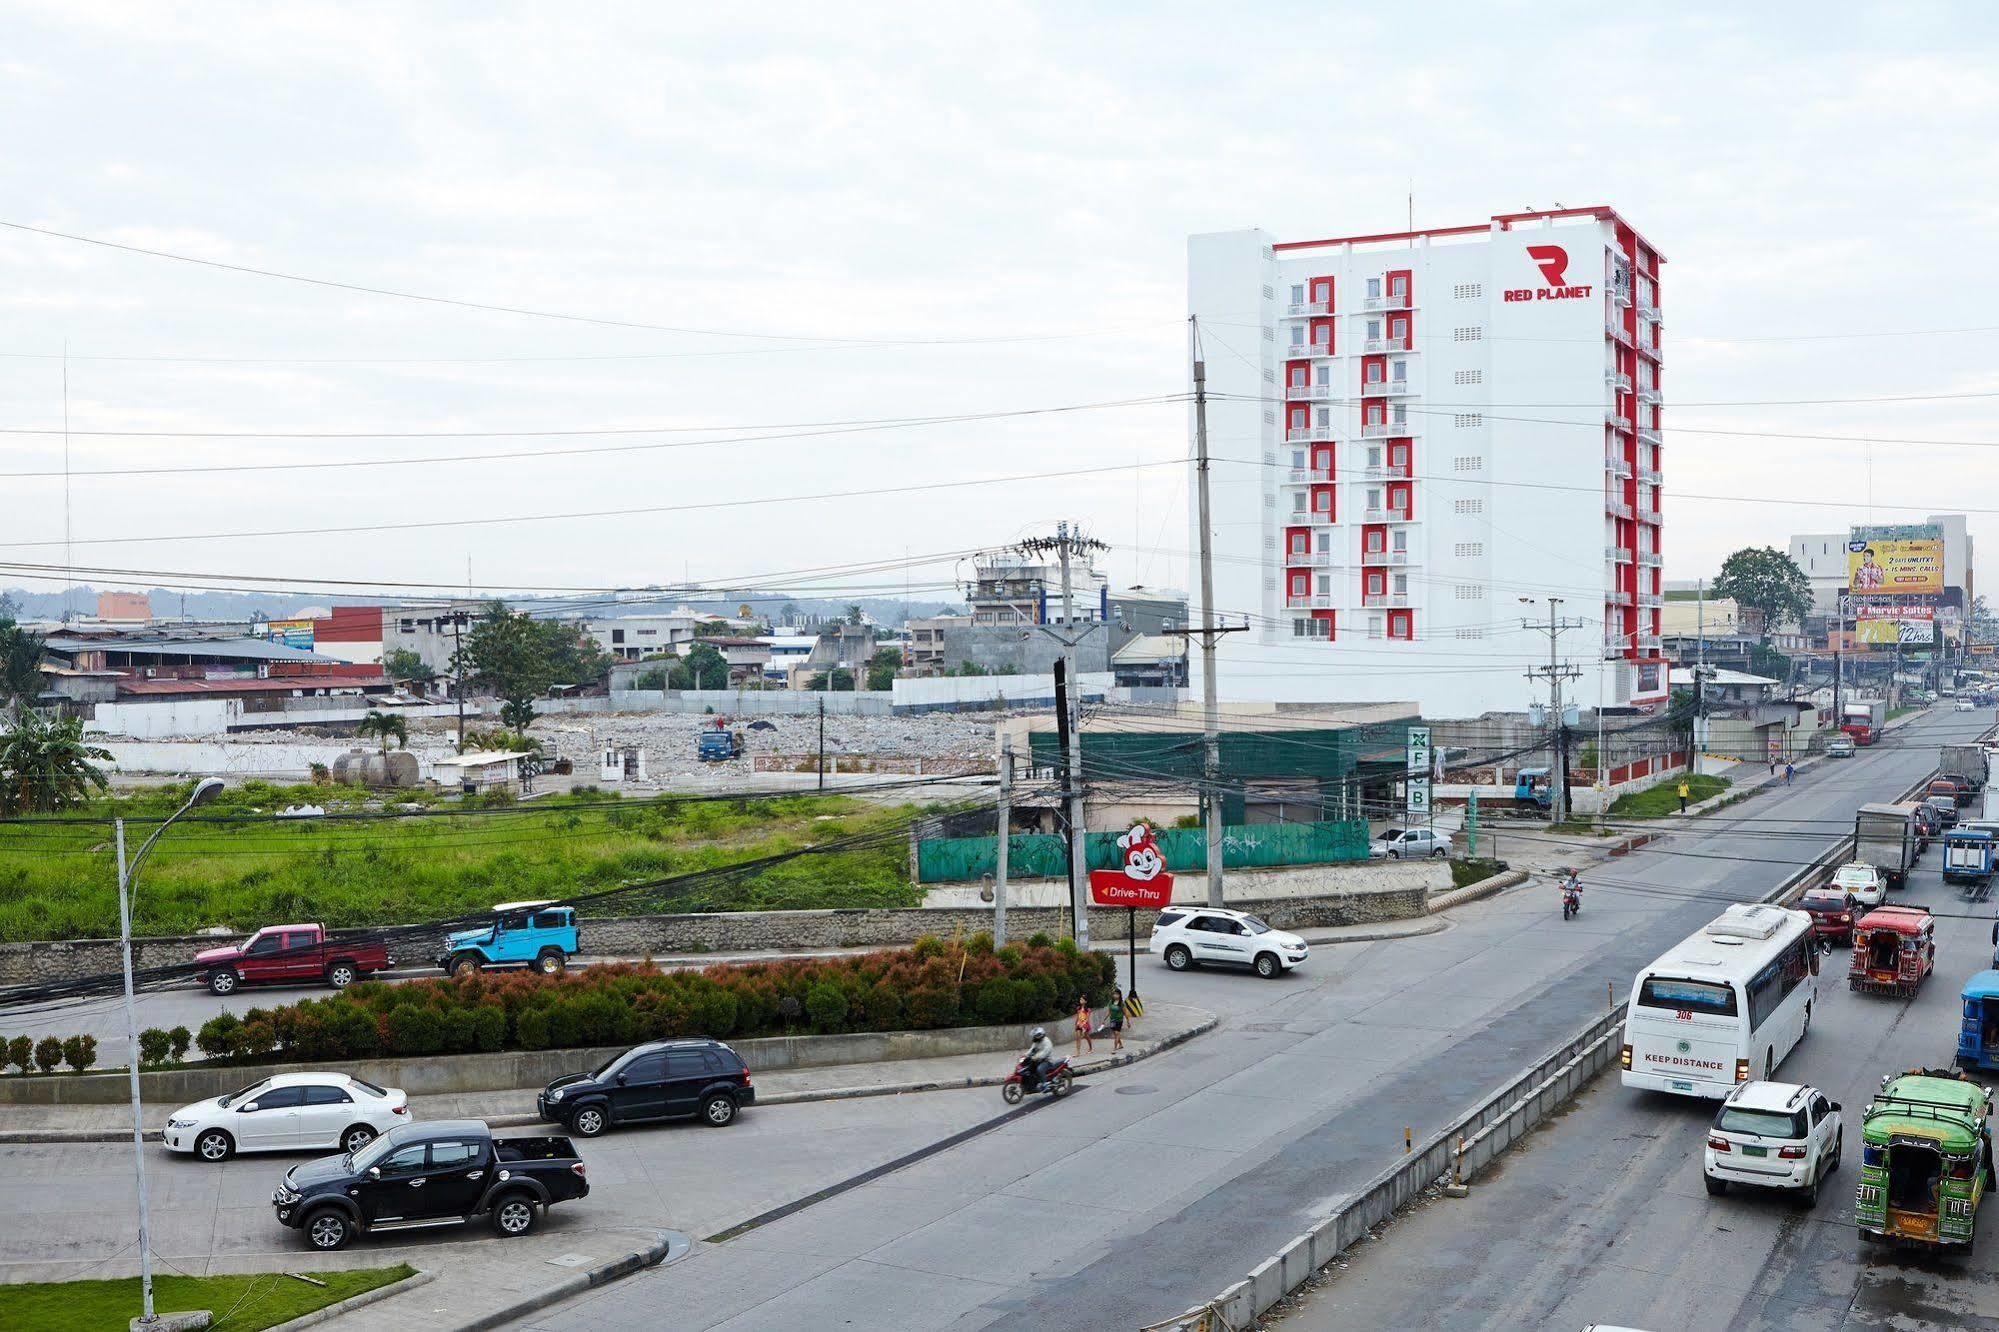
[1854,802,1918,892]
[1942,745,1991,794]
[1841,699,1887,746]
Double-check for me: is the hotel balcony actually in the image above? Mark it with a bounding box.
[1361,593,1410,608]
[1285,301,1332,318]
[1286,425,1336,444]
[1286,594,1337,610]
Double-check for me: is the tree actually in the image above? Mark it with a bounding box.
[0,618,45,714]
[807,668,855,691]
[671,642,729,691]
[1711,547,1812,643]
[950,660,989,677]
[462,603,559,736]
[382,647,436,688]
[356,710,408,753]
[0,710,112,814]
[844,604,864,626]
[866,646,902,691]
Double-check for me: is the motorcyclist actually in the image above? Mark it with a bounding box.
[1024,1026,1055,1091]
[1560,870,1582,912]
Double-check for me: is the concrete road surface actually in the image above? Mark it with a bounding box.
[1278,792,1999,1331]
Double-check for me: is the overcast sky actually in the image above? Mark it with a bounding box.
[2,1,1996,616]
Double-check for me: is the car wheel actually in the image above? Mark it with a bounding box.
[450,954,482,978]
[305,1208,352,1251]
[1830,1141,1843,1174]
[1704,1175,1725,1196]
[570,1105,606,1138]
[195,1128,234,1163]
[1164,944,1192,971]
[326,962,357,990]
[206,969,239,996]
[1798,1172,1819,1208]
[1432,848,1447,859]
[341,1124,377,1154]
[536,949,567,976]
[1389,849,1402,859]
[491,1195,538,1238]
[701,1094,737,1127]
[1254,952,1281,980]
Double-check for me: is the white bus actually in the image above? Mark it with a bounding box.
[1621,903,1818,1099]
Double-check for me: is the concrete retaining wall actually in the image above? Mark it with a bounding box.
[0,880,1432,986]
[0,1018,1052,1106]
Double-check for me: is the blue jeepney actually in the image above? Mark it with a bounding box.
[1944,828,1996,897]
[1959,971,1999,1073]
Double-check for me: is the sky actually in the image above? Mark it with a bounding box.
[2,1,1996,618]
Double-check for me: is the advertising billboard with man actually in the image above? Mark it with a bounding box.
[1846,526,1943,595]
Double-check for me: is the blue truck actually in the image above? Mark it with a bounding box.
[697,726,744,762]
[1959,971,1999,1073]
[438,901,579,978]
[1944,828,1997,899]
[1511,767,1553,818]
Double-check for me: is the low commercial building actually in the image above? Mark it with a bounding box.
[905,614,972,676]
[586,613,697,662]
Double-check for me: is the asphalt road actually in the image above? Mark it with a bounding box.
[0,707,1982,1331]
[1280,773,1999,1331]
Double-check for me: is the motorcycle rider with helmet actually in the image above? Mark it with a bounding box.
[1024,1026,1056,1091]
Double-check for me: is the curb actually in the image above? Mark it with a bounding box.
[450,1230,689,1332]
[1426,869,1528,914]
[267,1267,436,1332]
[0,1015,1222,1143]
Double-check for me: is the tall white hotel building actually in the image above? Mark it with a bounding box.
[1187,206,1669,717]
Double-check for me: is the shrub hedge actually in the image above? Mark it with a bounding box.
[192,934,1113,1065]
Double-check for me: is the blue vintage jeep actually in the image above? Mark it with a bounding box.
[438,901,579,978]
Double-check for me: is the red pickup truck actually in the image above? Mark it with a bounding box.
[195,924,392,996]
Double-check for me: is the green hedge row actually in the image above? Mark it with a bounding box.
[195,933,1114,1064]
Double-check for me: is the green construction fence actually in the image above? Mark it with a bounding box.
[914,818,1370,884]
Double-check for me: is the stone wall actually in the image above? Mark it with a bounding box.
[0,878,1433,986]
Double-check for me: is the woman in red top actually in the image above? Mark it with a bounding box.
[1073,997,1095,1056]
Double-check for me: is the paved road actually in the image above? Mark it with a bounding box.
[1279,784,1999,1331]
[510,708,1987,1330]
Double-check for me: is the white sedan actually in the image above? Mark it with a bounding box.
[164,1071,409,1162]
[1829,862,1886,909]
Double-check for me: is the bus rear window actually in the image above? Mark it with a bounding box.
[1638,976,1738,1016]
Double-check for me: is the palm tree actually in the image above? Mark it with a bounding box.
[356,710,408,754]
[0,710,112,814]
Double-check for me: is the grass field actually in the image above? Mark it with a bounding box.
[1607,772,1730,817]
[0,781,928,943]
[0,1264,415,1331]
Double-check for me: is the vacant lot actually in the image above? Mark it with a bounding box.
[0,781,927,943]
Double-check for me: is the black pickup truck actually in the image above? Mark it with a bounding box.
[271,1119,588,1250]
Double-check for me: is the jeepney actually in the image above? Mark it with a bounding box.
[1848,906,1937,998]
[1857,1069,1994,1255]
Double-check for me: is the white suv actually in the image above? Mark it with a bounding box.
[1151,908,1308,979]
[1703,1080,1842,1205]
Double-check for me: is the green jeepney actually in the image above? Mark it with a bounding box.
[1856,1068,1995,1254]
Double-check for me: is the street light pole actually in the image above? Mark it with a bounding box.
[117,777,223,1328]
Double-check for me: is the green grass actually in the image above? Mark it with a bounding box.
[1887,704,1922,720]
[1608,773,1731,818]
[0,780,926,943]
[0,1265,415,1331]
[1447,858,1507,888]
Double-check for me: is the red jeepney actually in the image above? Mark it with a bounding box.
[1848,906,1936,998]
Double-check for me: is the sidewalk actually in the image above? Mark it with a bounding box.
[0,1001,1217,1142]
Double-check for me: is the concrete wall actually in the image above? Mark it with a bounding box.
[0,882,1434,986]
[600,689,893,716]
[88,698,238,739]
[891,671,1113,714]
[936,624,1111,676]
[93,740,396,780]
[0,1019,1054,1105]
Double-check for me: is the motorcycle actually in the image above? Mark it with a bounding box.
[1001,1053,1074,1104]
[1561,882,1582,921]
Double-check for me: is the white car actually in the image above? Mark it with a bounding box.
[165,1072,409,1163]
[1151,907,1308,979]
[1704,1080,1842,1205]
[1829,862,1886,908]
[1371,827,1455,859]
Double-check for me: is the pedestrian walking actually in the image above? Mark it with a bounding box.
[1106,987,1126,1052]
[1785,762,1795,786]
[1073,996,1095,1056]
[1677,779,1691,813]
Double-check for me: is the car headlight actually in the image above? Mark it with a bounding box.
[547,1087,565,1102]
[166,1117,195,1129]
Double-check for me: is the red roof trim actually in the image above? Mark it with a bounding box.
[1276,205,1664,263]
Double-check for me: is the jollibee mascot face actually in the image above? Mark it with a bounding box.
[1120,822,1166,882]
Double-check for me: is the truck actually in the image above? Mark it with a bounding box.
[437,900,579,977]
[271,1119,589,1250]
[1841,699,1887,746]
[1944,828,1997,897]
[697,727,744,762]
[196,923,392,996]
[1854,802,1918,892]
[1509,767,1553,818]
[1942,745,1991,794]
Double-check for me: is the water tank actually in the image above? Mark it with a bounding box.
[332,747,421,788]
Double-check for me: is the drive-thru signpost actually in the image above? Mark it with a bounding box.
[1090,821,1174,1001]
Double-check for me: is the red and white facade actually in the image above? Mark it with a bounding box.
[1187,206,1668,717]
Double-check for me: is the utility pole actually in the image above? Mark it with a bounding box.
[1694,579,1710,759]
[1021,523,1109,947]
[817,696,826,791]
[1165,317,1249,908]
[1521,597,1585,824]
[994,733,1011,946]
[1832,591,1846,728]
[447,610,470,754]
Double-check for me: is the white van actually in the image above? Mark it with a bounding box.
[1620,904,1818,1099]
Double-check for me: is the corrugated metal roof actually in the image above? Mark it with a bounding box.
[46,635,331,663]
[116,676,389,696]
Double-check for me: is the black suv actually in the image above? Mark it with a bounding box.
[537,1037,755,1136]
[271,1120,588,1250]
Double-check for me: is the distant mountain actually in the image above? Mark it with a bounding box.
[1,586,962,627]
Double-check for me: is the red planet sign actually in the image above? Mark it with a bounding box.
[1088,822,1175,910]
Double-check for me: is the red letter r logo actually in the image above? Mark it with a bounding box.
[1526,245,1569,286]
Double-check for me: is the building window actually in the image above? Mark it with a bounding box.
[1391,360,1407,383]
[1290,283,1305,304]
[1366,487,1382,511]
[1366,318,1382,341]
[611,629,625,644]
[1289,326,1304,346]
[1366,362,1383,383]
[1368,615,1384,639]
[1392,529,1407,552]
[1314,363,1331,386]
[1367,277,1381,299]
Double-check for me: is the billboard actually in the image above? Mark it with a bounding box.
[256,618,316,650]
[1846,525,1943,595]
[1853,617,1935,647]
